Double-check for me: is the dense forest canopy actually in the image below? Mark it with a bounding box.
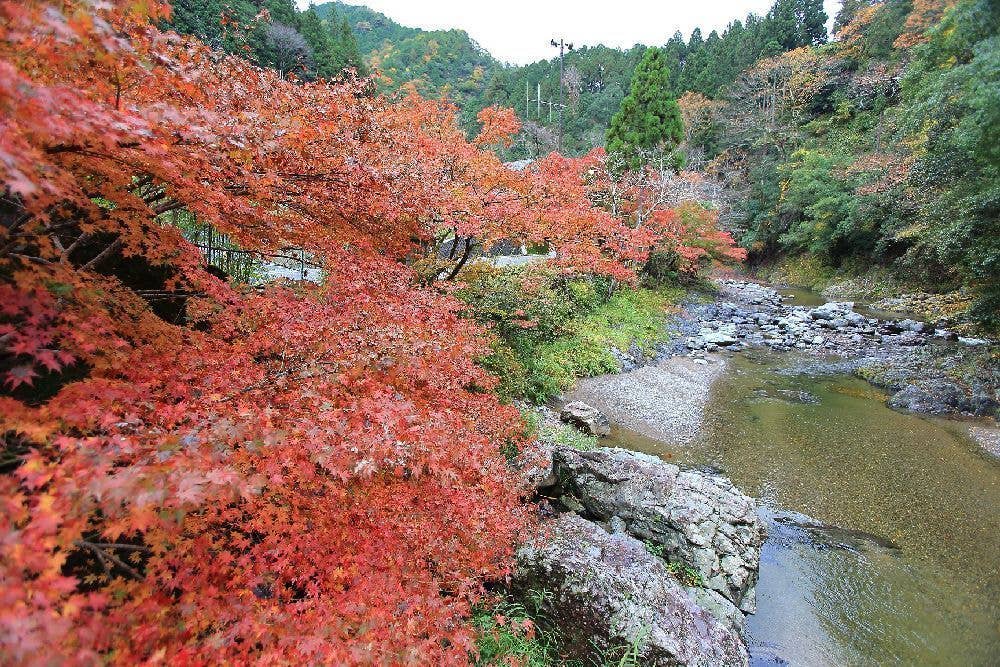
[701,0,999,325]
[306,0,833,152]
[168,0,366,79]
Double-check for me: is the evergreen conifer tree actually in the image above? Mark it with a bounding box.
[300,6,339,79]
[606,47,683,170]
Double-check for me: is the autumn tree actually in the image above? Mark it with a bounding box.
[0,1,538,662]
[894,0,960,48]
[677,91,725,167]
[834,0,879,34]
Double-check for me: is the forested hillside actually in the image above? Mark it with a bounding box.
[319,0,830,152]
[168,0,365,79]
[698,0,999,325]
[315,2,499,126]
[318,0,996,326]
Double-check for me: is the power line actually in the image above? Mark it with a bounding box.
[549,38,573,152]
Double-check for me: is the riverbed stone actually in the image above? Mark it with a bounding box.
[513,513,749,666]
[969,425,1000,458]
[559,401,611,436]
[959,336,989,346]
[703,331,738,346]
[887,379,971,414]
[552,446,765,611]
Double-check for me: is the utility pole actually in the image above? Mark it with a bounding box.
[550,37,573,152]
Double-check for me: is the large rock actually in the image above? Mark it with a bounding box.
[559,401,611,436]
[513,514,749,666]
[702,331,738,346]
[553,447,765,612]
[887,379,971,415]
[809,302,853,320]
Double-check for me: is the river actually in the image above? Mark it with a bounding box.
[587,287,1000,665]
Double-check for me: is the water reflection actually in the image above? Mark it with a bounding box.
[615,351,1000,665]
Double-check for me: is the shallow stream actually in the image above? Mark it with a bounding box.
[607,350,999,665]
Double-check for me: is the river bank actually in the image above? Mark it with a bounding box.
[555,278,999,665]
[567,278,998,450]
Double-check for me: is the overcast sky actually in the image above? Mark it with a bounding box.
[300,1,844,65]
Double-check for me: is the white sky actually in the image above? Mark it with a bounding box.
[301,1,844,65]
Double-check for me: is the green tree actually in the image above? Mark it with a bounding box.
[300,6,338,79]
[606,47,683,170]
[900,0,1000,324]
[333,15,365,75]
[797,0,829,46]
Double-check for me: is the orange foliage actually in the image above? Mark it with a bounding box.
[0,1,534,663]
[0,1,746,663]
[557,149,746,276]
[894,0,959,48]
[837,4,884,55]
[474,105,521,148]
[650,202,748,274]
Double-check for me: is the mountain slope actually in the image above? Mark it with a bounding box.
[317,1,833,157]
[317,2,497,123]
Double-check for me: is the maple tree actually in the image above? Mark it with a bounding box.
[0,1,539,663]
[0,1,748,663]
[577,150,746,277]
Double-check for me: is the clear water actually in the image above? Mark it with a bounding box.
[608,351,1000,665]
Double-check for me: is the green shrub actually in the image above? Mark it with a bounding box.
[459,266,681,403]
[525,287,680,402]
[472,598,558,666]
[538,421,599,451]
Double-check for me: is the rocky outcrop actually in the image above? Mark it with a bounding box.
[513,513,750,667]
[857,347,998,418]
[559,401,611,436]
[552,447,765,613]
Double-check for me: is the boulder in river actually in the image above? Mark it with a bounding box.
[513,513,749,666]
[958,336,989,347]
[809,301,853,320]
[559,401,611,436]
[552,447,765,612]
[897,318,926,333]
[702,331,739,346]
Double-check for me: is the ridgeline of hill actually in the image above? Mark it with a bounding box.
[318,0,829,155]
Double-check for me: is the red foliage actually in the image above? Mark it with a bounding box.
[520,151,653,280]
[647,202,748,274]
[554,149,746,277]
[474,106,521,148]
[1,1,533,663]
[0,2,745,663]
